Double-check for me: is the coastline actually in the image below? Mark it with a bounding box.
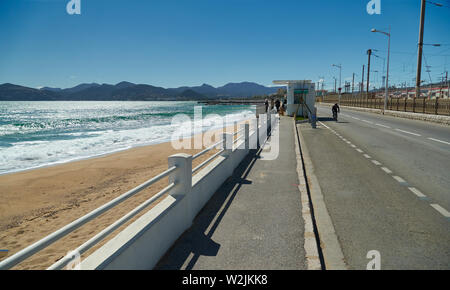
[0,125,239,269]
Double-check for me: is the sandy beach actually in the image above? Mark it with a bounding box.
[0,126,240,269]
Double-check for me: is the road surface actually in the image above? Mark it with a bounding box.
[299,105,450,269]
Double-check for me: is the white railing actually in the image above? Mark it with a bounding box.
[0,165,177,270]
[0,114,275,270]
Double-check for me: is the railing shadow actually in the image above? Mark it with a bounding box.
[155,148,261,270]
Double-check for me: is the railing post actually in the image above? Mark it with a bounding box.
[241,123,250,151]
[168,153,193,223]
[256,116,260,149]
[221,132,234,177]
[258,114,268,149]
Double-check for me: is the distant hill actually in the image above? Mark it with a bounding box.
[0,81,281,101]
[0,83,60,101]
[217,82,278,97]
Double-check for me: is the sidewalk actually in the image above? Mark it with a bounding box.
[156,117,306,270]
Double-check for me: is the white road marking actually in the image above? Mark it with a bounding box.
[353,117,360,120]
[362,120,374,124]
[363,154,371,159]
[395,129,421,137]
[371,160,382,166]
[351,144,356,148]
[319,122,330,129]
[430,204,450,218]
[408,187,427,199]
[381,167,392,174]
[356,149,364,153]
[427,138,450,146]
[393,176,407,184]
[375,123,391,129]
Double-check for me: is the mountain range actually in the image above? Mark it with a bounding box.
[0,81,281,101]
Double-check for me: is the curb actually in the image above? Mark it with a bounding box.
[292,119,321,270]
[294,120,348,270]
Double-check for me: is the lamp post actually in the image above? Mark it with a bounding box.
[371,27,391,114]
[332,64,342,105]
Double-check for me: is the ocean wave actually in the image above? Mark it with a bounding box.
[0,102,255,174]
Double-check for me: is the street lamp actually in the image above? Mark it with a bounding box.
[332,64,342,105]
[371,27,391,114]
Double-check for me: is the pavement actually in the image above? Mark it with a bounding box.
[156,117,307,270]
[298,104,450,269]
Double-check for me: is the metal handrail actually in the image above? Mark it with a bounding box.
[47,182,176,270]
[192,139,223,160]
[0,166,178,270]
[233,135,244,144]
[192,149,225,174]
[233,128,244,136]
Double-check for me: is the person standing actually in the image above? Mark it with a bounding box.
[264,99,269,113]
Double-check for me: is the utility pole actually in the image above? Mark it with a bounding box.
[361,65,365,96]
[322,81,325,97]
[415,0,426,98]
[321,77,325,99]
[367,49,372,95]
[445,71,450,98]
[352,73,355,97]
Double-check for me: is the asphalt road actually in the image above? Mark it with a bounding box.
[299,105,450,269]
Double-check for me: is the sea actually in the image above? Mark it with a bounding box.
[0,101,255,175]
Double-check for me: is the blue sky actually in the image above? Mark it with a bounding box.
[0,0,449,90]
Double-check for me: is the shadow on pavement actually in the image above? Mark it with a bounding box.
[318,117,349,124]
[155,148,261,270]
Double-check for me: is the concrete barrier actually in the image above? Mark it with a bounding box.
[81,115,274,270]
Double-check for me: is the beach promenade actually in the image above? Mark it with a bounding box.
[156,117,307,270]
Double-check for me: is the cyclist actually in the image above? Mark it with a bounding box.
[332,103,340,120]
